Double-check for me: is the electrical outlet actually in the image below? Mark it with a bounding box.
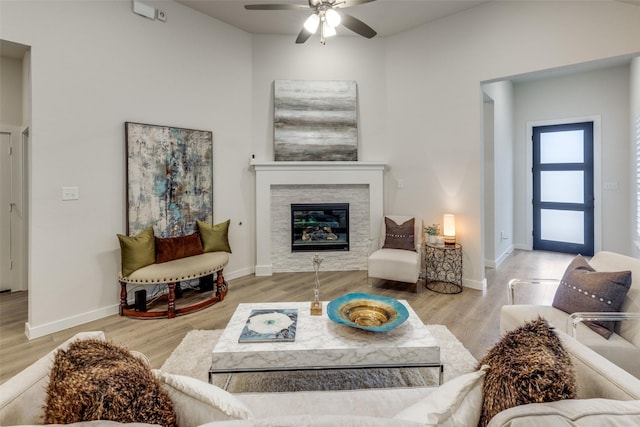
[62,186,79,201]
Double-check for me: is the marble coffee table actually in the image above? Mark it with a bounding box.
[208,300,443,387]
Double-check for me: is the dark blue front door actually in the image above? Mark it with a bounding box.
[532,122,594,256]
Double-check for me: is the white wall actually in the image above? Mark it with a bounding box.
[632,57,640,258]
[483,99,494,266]
[383,1,639,287]
[250,36,387,163]
[513,65,631,255]
[483,81,514,268]
[0,0,254,338]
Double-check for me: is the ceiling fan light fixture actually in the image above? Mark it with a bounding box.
[303,13,320,33]
[323,22,336,37]
[325,8,341,27]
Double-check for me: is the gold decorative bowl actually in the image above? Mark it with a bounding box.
[327,293,409,332]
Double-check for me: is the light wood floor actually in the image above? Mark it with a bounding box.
[0,249,575,384]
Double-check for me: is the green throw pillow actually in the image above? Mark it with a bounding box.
[197,220,232,253]
[117,226,155,277]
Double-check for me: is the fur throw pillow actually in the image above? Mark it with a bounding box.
[476,317,576,427]
[44,339,177,426]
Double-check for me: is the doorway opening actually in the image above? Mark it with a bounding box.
[0,128,27,292]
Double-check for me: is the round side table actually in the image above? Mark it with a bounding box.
[425,243,462,294]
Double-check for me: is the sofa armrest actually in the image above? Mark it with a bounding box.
[553,329,640,399]
[0,331,106,426]
[507,278,560,305]
[567,312,640,338]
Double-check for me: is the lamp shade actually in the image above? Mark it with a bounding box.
[443,214,456,245]
[304,13,320,33]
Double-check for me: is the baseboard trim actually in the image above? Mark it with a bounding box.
[463,277,486,292]
[25,266,255,340]
[25,304,119,340]
[225,266,253,280]
[254,264,273,276]
[514,243,531,251]
[485,246,514,269]
[495,246,514,267]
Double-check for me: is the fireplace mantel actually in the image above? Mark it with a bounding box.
[251,160,387,276]
[251,160,387,173]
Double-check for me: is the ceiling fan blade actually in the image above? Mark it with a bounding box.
[244,4,309,10]
[339,12,377,38]
[295,27,314,44]
[340,0,376,8]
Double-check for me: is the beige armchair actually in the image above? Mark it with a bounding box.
[367,215,423,291]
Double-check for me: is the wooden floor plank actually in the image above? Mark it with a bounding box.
[0,249,574,384]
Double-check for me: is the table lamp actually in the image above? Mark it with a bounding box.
[443,214,456,246]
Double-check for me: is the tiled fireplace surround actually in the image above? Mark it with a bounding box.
[252,161,386,275]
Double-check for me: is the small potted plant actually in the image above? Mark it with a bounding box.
[424,224,440,244]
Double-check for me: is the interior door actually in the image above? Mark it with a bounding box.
[532,122,594,256]
[1,132,12,291]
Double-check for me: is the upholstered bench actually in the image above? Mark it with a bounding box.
[119,251,229,319]
[118,220,231,319]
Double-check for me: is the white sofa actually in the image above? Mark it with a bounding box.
[2,328,640,427]
[501,251,640,378]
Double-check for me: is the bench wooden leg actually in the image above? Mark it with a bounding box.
[216,269,228,300]
[119,281,127,316]
[167,282,176,319]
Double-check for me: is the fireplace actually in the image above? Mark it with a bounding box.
[291,203,349,252]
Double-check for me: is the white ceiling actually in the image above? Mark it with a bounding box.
[175,0,489,37]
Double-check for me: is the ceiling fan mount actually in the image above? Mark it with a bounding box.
[245,0,377,45]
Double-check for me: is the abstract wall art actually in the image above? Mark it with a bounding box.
[125,122,213,237]
[274,80,358,161]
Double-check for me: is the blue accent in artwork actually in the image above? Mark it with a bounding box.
[327,293,409,332]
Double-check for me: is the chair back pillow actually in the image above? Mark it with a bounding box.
[382,217,416,252]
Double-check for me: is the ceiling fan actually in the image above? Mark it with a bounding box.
[245,0,377,45]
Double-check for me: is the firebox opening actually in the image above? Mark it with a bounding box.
[291,203,349,252]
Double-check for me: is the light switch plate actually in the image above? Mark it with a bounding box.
[62,186,79,201]
[133,0,156,20]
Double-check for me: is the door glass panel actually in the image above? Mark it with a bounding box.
[540,171,584,203]
[541,209,584,244]
[540,130,584,164]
